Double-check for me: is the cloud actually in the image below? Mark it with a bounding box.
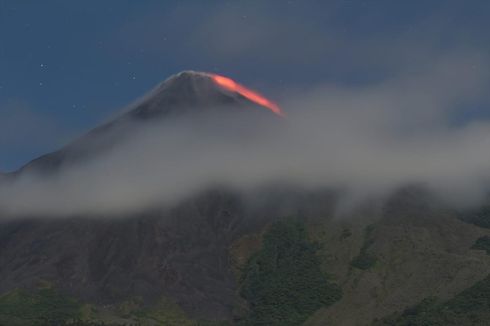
[1,52,489,217]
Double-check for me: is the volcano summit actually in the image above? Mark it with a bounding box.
[13,71,282,176]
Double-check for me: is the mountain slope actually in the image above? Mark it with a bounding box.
[14,71,278,176]
[0,71,287,322]
[302,188,490,325]
[1,72,490,325]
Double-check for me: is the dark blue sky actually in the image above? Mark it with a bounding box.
[1,0,490,171]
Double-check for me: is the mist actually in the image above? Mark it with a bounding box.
[1,53,490,217]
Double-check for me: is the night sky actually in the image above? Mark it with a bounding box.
[1,0,490,171]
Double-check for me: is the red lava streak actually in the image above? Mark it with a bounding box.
[211,74,284,117]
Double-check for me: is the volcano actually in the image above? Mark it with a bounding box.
[0,71,290,322]
[16,71,282,175]
[210,73,283,116]
[128,71,283,119]
[1,72,489,325]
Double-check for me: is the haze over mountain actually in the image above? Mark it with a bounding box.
[2,1,490,325]
[0,70,490,325]
[2,56,490,219]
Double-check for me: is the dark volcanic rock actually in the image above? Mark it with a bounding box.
[0,71,288,320]
[0,190,246,319]
[0,188,338,320]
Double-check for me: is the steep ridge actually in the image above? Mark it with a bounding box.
[13,71,279,176]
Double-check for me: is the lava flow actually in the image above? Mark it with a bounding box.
[210,74,284,117]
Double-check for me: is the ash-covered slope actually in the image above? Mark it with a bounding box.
[0,71,292,322]
[15,71,278,176]
[0,190,248,320]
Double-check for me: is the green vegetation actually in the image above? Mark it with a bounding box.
[0,287,228,326]
[373,273,490,325]
[52,321,129,326]
[461,206,490,229]
[131,297,194,325]
[112,297,228,325]
[471,235,490,255]
[350,252,377,270]
[238,219,342,325]
[340,227,353,240]
[196,320,232,326]
[0,287,81,326]
[350,224,377,270]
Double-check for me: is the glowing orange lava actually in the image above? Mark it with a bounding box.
[211,74,284,117]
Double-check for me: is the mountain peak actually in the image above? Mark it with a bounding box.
[127,71,230,119]
[14,71,282,175]
[128,71,283,119]
[165,70,210,80]
[159,70,214,91]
